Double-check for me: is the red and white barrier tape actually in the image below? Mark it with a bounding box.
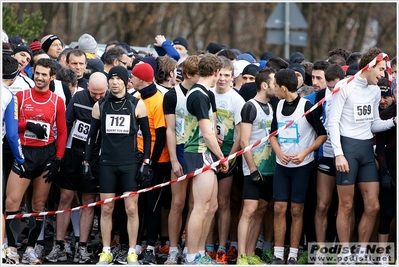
[6,53,390,220]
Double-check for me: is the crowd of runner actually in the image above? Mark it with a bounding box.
[1,30,397,265]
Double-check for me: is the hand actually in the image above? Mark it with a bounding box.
[154,35,166,47]
[13,161,29,178]
[335,155,349,173]
[290,151,306,165]
[139,163,153,188]
[250,169,266,185]
[217,159,229,174]
[26,122,47,139]
[42,158,62,183]
[277,152,291,165]
[171,160,184,178]
[82,161,94,180]
[381,174,395,191]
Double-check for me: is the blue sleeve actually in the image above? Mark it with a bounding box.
[5,94,25,164]
[162,41,180,62]
[66,94,77,136]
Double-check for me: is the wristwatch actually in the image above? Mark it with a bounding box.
[143,158,152,165]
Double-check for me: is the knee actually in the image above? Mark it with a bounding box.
[274,203,287,217]
[31,200,46,212]
[59,192,73,206]
[125,204,138,217]
[218,197,230,211]
[101,204,114,216]
[338,200,353,215]
[316,201,330,216]
[291,204,304,218]
[171,199,185,214]
[209,200,218,215]
[364,202,380,217]
[5,197,19,211]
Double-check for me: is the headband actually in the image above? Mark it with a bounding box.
[41,35,62,53]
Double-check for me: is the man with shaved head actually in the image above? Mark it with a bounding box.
[45,72,108,264]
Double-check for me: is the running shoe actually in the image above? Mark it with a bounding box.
[45,244,67,262]
[226,246,238,262]
[34,243,45,261]
[216,249,228,265]
[164,250,179,265]
[336,254,356,265]
[114,244,128,265]
[97,251,113,265]
[261,248,273,264]
[127,251,140,265]
[141,249,157,265]
[247,252,265,265]
[236,254,249,265]
[79,246,92,264]
[270,256,285,264]
[5,248,19,265]
[22,248,41,265]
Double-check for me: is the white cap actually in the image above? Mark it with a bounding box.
[234,60,250,78]
[2,30,9,43]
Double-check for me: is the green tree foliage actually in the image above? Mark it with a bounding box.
[2,5,47,43]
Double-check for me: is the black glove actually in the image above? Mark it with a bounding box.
[381,174,395,191]
[82,162,94,180]
[42,158,62,183]
[13,161,29,178]
[26,122,47,139]
[139,163,153,188]
[250,170,266,186]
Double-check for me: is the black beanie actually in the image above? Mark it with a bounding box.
[288,63,305,80]
[108,66,129,87]
[13,45,33,61]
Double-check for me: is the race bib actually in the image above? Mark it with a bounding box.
[216,123,225,140]
[72,120,90,141]
[277,121,299,143]
[24,120,50,142]
[105,114,130,134]
[353,103,373,123]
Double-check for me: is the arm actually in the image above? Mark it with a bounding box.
[16,91,28,133]
[55,97,67,159]
[240,122,257,172]
[161,40,180,62]
[328,86,346,157]
[65,94,77,136]
[229,123,241,154]
[83,102,100,162]
[5,94,25,164]
[136,99,151,160]
[165,113,183,176]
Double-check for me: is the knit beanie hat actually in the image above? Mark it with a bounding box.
[41,35,63,53]
[288,63,306,80]
[173,36,188,50]
[233,60,250,78]
[29,39,42,52]
[132,63,154,83]
[242,64,260,77]
[290,51,306,63]
[13,45,33,61]
[78,33,98,54]
[108,66,129,86]
[346,63,359,76]
[205,42,223,54]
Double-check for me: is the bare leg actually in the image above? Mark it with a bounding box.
[99,193,115,247]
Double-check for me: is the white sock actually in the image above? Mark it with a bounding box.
[136,245,142,255]
[128,248,136,254]
[183,246,188,255]
[187,253,197,262]
[199,250,205,257]
[103,246,111,253]
[274,246,285,259]
[288,247,298,260]
[169,246,178,253]
[230,241,238,248]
